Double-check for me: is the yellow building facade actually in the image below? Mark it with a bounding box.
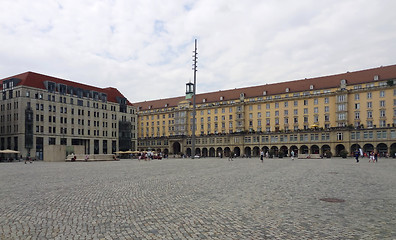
[134,65,396,158]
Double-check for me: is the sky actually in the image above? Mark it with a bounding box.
[1,0,396,103]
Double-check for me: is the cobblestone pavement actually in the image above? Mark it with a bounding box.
[0,157,395,240]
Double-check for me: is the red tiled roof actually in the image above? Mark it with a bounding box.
[134,64,396,110]
[0,71,132,105]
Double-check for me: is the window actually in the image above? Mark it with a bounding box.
[304,108,308,114]
[355,93,360,100]
[355,103,360,109]
[380,100,385,107]
[284,102,288,107]
[338,113,346,120]
[337,132,343,140]
[367,102,372,108]
[337,95,346,102]
[367,111,373,118]
[338,104,346,111]
[380,110,386,117]
[367,92,372,99]
[355,112,360,119]
[324,106,329,112]
[324,97,329,104]
[380,91,385,97]
[303,100,308,106]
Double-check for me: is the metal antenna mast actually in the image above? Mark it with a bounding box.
[191,39,197,159]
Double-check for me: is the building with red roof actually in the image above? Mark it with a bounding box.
[0,72,137,161]
[134,64,396,158]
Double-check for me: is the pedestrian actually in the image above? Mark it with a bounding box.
[291,150,295,161]
[354,150,359,163]
[260,150,264,163]
[369,152,374,163]
[374,151,378,162]
[229,152,234,161]
[85,155,89,162]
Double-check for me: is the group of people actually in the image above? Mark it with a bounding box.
[354,149,379,163]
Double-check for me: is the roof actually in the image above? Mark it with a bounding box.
[0,71,132,105]
[134,64,396,111]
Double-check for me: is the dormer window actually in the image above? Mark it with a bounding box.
[285,88,289,93]
[340,79,346,85]
[374,75,379,81]
[165,103,168,107]
[240,93,245,98]
[220,96,224,100]
[203,98,206,103]
[263,91,267,96]
[148,105,152,109]
[310,85,314,90]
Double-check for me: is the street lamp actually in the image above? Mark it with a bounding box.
[191,39,198,159]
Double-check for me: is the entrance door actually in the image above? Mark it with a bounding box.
[173,142,181,154]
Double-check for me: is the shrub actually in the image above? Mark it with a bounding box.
[340,149,348,158]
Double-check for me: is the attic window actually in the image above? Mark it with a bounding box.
[340,79,346,85]
[285,88,289,93]
[220,96,224,100]
[240,93,245,98]
[263,91,267,96]
[374,75,379,81]
[310,85,314,90]
[165,103,168,107]
[148,105,152,109]
[203,98,206,103]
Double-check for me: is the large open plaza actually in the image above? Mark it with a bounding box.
[0,157,395,239]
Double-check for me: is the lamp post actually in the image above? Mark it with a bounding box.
[191,39,198,159]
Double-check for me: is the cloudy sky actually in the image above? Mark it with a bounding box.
[1,0,396,103]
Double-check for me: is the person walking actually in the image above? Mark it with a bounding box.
[291,150,295,161]
[229,152,234,161]
[260,150,264,163]
[354,150,360,163]
[374,151,378,162]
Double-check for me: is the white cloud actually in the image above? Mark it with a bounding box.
[1,0,396,102]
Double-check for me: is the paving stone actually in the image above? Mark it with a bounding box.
[0,157,395,239]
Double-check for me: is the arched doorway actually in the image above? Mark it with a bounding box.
[202,148,208,157]
[391,143,396,158]
[262,146,269,155]
[164,149,169,156]
[186,148,192,157]
[244,147,251,157]
[300,145,309,154]
[350,144,361,154]
[280,146,288,157]
[270,146,278,157]
[195,148,201,156]
[173,142,181,154]
[310,145,319,154]
[290,145,298,156]
[216,147,223,157]
[321,145,331,156]
[376,143,388,157]
[224,147,231,157]
[233,147,240,157]
[335,144,345,156]
[363,144,374,156]
[209,147,216,157]
[253,146,260,157]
